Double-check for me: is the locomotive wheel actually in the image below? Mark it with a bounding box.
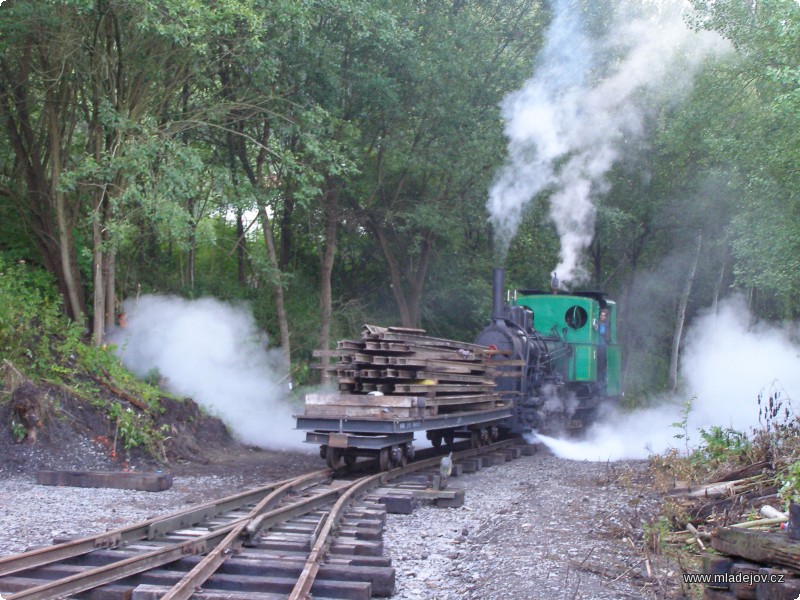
[326,447,342,469]
[379,447,391,471]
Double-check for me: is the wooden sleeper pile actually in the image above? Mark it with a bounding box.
[306,325,510,420]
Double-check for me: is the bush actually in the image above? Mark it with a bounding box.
[0,254,83,377]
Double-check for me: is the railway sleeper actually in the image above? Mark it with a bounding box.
[0,578,136,600]
[5,567,381,600]
[62,547,392,570]
[126,571,373,600]
[130,585,289,600]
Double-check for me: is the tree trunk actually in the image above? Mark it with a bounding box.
[257,203,291,373]
[91,186,118,345]
[711,253,727,318]
[92,200,106,346]
[236,207,246,286]
[105,246,116,331]
[590,236,603,288]
[668,231,702,392]
[279,191,295,270]
[231,117,292,374]
[319,190,338,383]
[370,222,432,328]
[372,224,413,326]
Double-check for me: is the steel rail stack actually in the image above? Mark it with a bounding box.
[300,325,514,469]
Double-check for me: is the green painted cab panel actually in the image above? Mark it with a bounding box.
[571,344,595,381]
[605,345,621,395]
[515,294,620,388]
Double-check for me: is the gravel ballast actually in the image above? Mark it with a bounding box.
[0,449,682,599]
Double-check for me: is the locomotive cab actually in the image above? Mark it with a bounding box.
[515,291,621,397]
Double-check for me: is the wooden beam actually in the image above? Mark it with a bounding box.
[36,470,173,492]
[712,528,800,574]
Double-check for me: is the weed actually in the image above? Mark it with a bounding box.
[642,515,671,554]
[671,397,694,455]
[779,461,800,511]
[11,419,26,443]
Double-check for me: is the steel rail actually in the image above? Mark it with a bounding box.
[3,440,520,600]
[5,473,356,600]
[288,438,517,599]
[159,470,333,600]
[0,470,327,578]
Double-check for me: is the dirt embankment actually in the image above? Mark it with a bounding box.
[0,377,305,477]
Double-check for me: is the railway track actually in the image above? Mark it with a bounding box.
[0,439,523,599]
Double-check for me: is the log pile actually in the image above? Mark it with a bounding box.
[692,502,800,599]
[702,527,800,599]
[305,325,510,420]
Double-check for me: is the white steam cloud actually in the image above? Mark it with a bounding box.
[488,0,728,284]
[110,295,307,451]
[535,297,800,461]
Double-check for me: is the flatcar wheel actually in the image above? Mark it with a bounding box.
[398,446,409,468]
[404,443,415,462]
[344,454,357,468]
[480,428,490,446]
[430,432,443,448]
[379,447,391,471]
[443,432,455,447]
[326,447,342,469]
[470,430,481,449]
[390,445,405,468]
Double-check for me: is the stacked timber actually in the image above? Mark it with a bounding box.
[700,503,800,599]
[305,324,510,420]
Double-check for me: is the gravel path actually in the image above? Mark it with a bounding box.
[0,449,681,599]
[0,473,252,556]
[383,450,679,599]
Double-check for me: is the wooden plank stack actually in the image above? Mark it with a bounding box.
[305,324,510,420]
[702,528,800,599]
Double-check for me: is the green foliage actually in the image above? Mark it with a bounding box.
[696,426,750,462]
[3,0,800,401]
[10,419,26,443]
[663,395,751,472]
[643,515,672,554]
[106,401,156,451]
[0,253,170,456]
[779,461,800,511]
[0,254,84,378]
[671,397,694,453]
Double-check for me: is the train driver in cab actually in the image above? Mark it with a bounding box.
[593,308,611,382]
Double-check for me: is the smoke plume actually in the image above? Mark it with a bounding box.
[110,295,307,451]
[488,0,728,285]
[534,297,800,461]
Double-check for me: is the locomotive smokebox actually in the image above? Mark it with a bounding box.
[492,267,506,322]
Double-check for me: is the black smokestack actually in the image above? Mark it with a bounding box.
[492,267,505,322]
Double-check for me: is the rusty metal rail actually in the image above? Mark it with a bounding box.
[289,438,517,599]
[0,439,520,599]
